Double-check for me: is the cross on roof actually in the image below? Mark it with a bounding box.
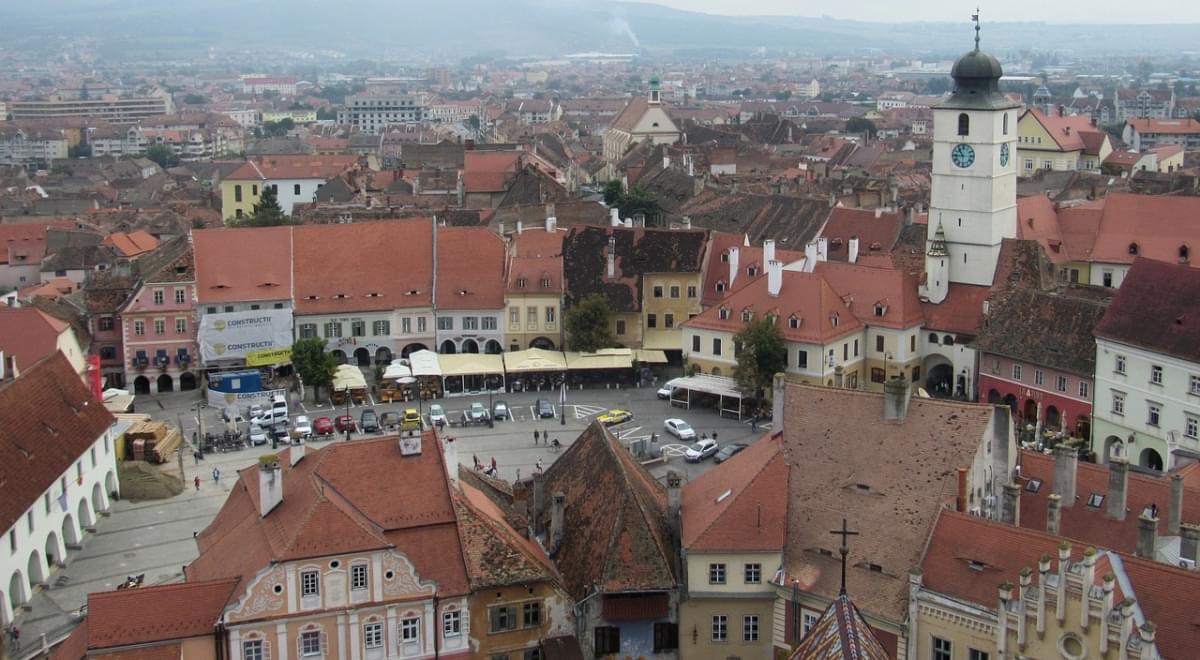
[972,9,982,51]
[830,517,859,595]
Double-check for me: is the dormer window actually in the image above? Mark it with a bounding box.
[874,303,886,317]
[765,313,777,325]
[741,309,753,322]
[721,251,729,263]
[715,280,726,292]
[747,266,758,277]
[334,293,348,299]
[304,294,320,300]
[718,307,730,320]
[1129,242,1139,255]
[830,313,839,327]
[516,277,527,289]
[540,276,551,288]
[789,316,800,329]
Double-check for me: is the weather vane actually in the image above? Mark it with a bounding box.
[972,8,981,51]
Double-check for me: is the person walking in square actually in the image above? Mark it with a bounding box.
[212,466,221,485]
[533,429,540,445]
[194,475,201,491]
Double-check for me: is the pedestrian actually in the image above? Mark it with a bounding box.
[8,624,19,652]
[473,454,481,470]
[751,415,758,432]
[535,458,544,474]
[194,475,201,491]
[533,429,540,445]
[212,466,221,485]
[193,450,201,465]
[490,456,497,472]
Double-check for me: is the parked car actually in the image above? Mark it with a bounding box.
[685,438,719,462]
[335,415,356,433]
[293,415,313,438]
[664,418,696,440]
[313,416,334,436]
[247,403,264,420]
[402,408,421,432]
[657,381,678,400]
[464,402,489,424]
[714,442,749,463]
[380,411,400,429]
[429,404,447,427]
[597,409,633,425]
[535,399,555,418]
[493,400,510,420]
[360,409,380,433]
[248,424,268,446]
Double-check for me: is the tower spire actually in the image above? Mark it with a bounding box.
[972,8,981,51]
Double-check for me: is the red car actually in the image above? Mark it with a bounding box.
[313,416,334,436]
[334,415,356,433]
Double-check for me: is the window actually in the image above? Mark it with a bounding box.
[687,285,697,298]
[417,317,426,333]
[351,320,365,337]
[1187,416,1198,439]
[928,332,938,343]
[875,335,884,352]
[933,637,952,660]
[462,317,479,330]
[1112,392,1125,416]
[797,350,808,369]
[744,563,762,584]
[300,631,321,656]
[969,650,990,660]
[670,285,680,298]
[243,640,264,660]
[134,320,145,336]
[871,368,886,383]
[523,601,542,627]
[363,622,383,649]
[653,623,678,652]
[373,320,390,336]
[594,627,620,655]
[1034,369,1044,386]
[653,285,663,298]
[252,185,258,196]
[540,276,551,288]
[98,317,114,331]
[490,606,517,632]
[527,307,537,324]
[1024,158,1034,170]
[853,339,859,357]
[443,610,462,636]
[1087,493,1105,507]
[175,318,187,334]
[665,313,674,328]
[438,317,453,331]
[1057,375,1068,392]
[516,277,526,289]
[743,615,759,642]
[711,615,728,642]
[1012,364,1022,381]
[615,319,626,336]
[509,308,520,326]
[1043,160,1053,170]
[207,307,216,314]
[323,322,341,338]
[692,335,701,352]
[8,530,14,553]
[483,316,498,330]
[802,611,819,636]
[647,313,657,329]
[1079,381,1090,398]
[1152,365,1164,385]
[843,343,848,361]
[709,563,726,584]
[294,183,302,195]
[174,288,186,304]
[523,650,541,660]
[712,338,722,356]
[300,570,320,597]
[154,319,165,335]
[957,113,969,136]
[300,323,317,338]
[1191,375,1200,396]
[400,617,420,642]
[718,307,730,320]
[1148,402,1161,427]
[351,563,368,590]
[1002,112,1009,135]
[1103,270,1114,288]
[910,335,916,352]
[1026,478,1043,493]
[790,316,800,329]
[235,184,243,203]
[100,345,117,360]
[1115,355,1126,374]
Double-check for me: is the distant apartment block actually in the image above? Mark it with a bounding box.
[0,126,68,164]
[338,94,427,133]
[8,92,174,124]
[241,76,298,96]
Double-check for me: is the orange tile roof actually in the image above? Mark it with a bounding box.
[1016,195,1069,264]
[101,230,160,257]
[819,208,902,261]
[1093,258,1200,364]
[86,579,240,650]
[1089,193,1200,265]
[813,261,925,331]
[436,227,506,310]
[1127,117,1200,135]
[0,353,115,536]
[681,433,788,552]
[920,284,990,335]
[293,219,434,314]
[192,226,293,304]
[225,155,358,181]
[92,643,184,659]
[701,232,807,307]
[0,307,70,374]
[0,220,74,264]
[455,482,560,589]
[506,228,565,295]
[1025,108,1104,152]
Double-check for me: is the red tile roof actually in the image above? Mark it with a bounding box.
[506,227,565,295]
[225,155,358,181]
[1024,108,1105,153]
[463,151,521,193]
[681,432,787,552]
[92,643,184,659]
[787,592,890,660]
[192,226,293,304]
[86,578,240,649]
[0,307,71,374]
[610,97,650,133]
[814,261,925,331]
[293,219,434,314]
[1127,117,1200,135]
[48,621,88,660]
[0,220,74,265]
[455,482,560,589]
[920,284,990,335]
[0,353,115,535]
[436,227,506,310]
[1016,195,1069,264]
[101,230,159,257]
[1088,193,1200,266]
[1093,258,1200,363]
[819,208,902,261]
[700,232,806,307]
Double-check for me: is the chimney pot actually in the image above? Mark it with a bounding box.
[883,377,909,422]
[763,239,776,266]
[728,247,740,288]
[1047,493,1062,535]
[1107,457,1129,520]
[546,215,557,233]
[516,220,523,234]
[257,455,284,518]
[766,259,783,297]
[607,236,616,278]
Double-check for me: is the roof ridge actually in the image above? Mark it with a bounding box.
[595,424,674,586]
[690,436,783,548]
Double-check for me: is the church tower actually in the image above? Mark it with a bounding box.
[648,75,662,105]
[923,17,1020,299]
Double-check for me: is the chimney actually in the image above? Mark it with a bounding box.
[1107,457,1129,520]
[666,470,682,538]
[498,221,505,236]
[1003,481,1021,525]
[766,259,783,297]
[681,216,692,230]
[763,239,776,266]
[817,237,829,262]
[257,454,283,518]
[728,247,740,288]
[1138,623,1157,660]
[772,373,786,433]
[848,236,860,264]
[904,205,914,226]
[804,240,817,270]
[549,492,565,553]
[442,435,459,484]
[883,376,909,422]
[1136,513,1158,559]
[516,219,523,234]
[663,154,670,170]
[1046,494,1062,535]
[607,236,616,278]
[546,215,557,233]
[288,436,305,467]
[1180,523,1200,563]
[1169,474,1184,536]
[1053,445,1078,507]
[955,466,969,513]
[624,218,632,228]
[532,472,546,536]
[874,207,882,219]
[609,207,621,226]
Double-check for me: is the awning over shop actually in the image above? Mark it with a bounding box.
[564,348,634,370]
[600,593,669,621]
[407,350,442,377]
[664,374,745,419]
[439,353,504,377]
[634,349,668,364]
[503,347,568,373]
[640,333,683,351]
[382,362,412,380]
[332,365,367,391]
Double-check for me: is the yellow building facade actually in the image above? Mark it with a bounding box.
[679,551,781,660]
[219,178,262,222]
[504,291,563,351]
[468,582,574,659]
[641,271,704,352]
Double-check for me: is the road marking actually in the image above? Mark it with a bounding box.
[572,404,606,418]
[658,443,691,457]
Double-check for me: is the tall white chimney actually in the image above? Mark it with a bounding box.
[607,236,616,278]
[288,437,305,467]
[817,237,829,262]
[763,239,776,266]
[728,247,740,288]
[848,236,860,264]
[258,455,283,518]
[442,435,459,484]
[681,216,692,230]
[610,207,621,226]
[663,154,670,170]
[624,218,632,228]
[767,259,783,297]
[546,215,557,233]
[804,241,818,272]
[516,220,523,234]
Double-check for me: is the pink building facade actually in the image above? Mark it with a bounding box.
[122,248,198,394]
[978,352,1094,441]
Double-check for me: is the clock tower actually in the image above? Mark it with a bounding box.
[923,18,1020,303]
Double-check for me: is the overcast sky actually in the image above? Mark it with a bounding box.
[643,0,1200,24]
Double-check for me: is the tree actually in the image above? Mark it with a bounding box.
[292,338,336,401]
[773,89,792,101]
[239,186,289,227]
[614,187,661,222]
[183,93,208,105]
[602,179,624,206]
[564,293,614,352]
[465,114,481,136]
[145,144,179,168]
[316,107,337,121]
[68,144,92,159]
[845,117,877,136]
[261,118,295,137]
[732,317,788,401]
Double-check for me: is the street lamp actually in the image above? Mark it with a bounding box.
[560,371,567,426]
[344,390,352,442]
[192,402,207,458]
[487,376,494,429]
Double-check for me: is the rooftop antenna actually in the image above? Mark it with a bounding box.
[830,518,860,595]
[972,8,981,51]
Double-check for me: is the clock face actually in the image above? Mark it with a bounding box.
[1000,143,1010,167]
[951,143,976,168]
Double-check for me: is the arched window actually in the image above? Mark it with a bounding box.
[1180,245,1189,261]
[1003,113,1009,135]
[943,335,955,346]
[957,113,970,137]
[1129,242,1139,255]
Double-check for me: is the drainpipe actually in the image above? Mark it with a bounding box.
[433,590,440,659]
[573,584,603,654]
